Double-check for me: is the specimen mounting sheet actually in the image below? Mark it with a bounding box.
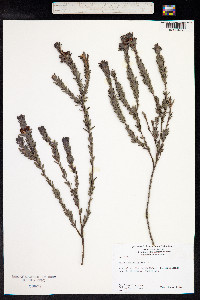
[3,20,194,294]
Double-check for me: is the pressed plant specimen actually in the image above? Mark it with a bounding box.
[99,33,174,245]
[16,43,96,265]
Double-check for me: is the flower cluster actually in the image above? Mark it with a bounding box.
[118,32,137,52]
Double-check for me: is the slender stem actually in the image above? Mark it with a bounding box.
[160,117,163,134]
[146,162,157,246]
[81,97,95,227]
[147,147,155,167]
[79,211,82,227]
[166,104,172,130]
[78,95,94,264]
[81,226,84,265]
[142,112,152,136]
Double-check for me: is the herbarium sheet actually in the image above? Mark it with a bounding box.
[3,20,194,294]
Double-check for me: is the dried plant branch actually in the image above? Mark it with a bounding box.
[51,74,80,104]
[16,43,96,265]
[142,111,152,136]
[16,115,80,237]
[54,42,83,93]
[52,42,96,264]
[99,32,174,245]
[99,60,154,166]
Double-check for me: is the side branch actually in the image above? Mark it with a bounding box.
[16,115,81,236]
[54,42,84,93]
[62,137,80,210]
[111,70,138,117]
[99,60,146,150]
[123,49,139,108]
[142,112,152,135]
[79,52,91,96]
[52,74,80,104]
[40,166,80,235]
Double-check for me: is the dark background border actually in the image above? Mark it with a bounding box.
[0,0,198,298]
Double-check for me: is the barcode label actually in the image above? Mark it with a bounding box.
[166,22,186,30]
[161,21,193,32]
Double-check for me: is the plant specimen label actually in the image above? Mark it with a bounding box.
[10,275,57,290]
[112,244,194,294]
[52,2,154,15]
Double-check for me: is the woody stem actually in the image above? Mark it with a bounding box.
[145,162,157,246]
